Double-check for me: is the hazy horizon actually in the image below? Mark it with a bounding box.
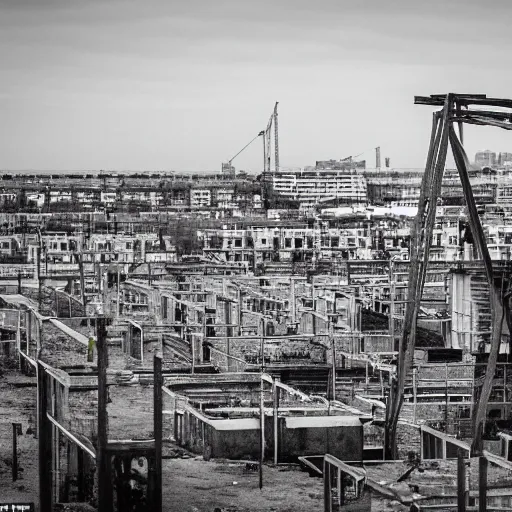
[2,0,512,174]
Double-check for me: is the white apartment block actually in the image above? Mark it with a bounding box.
[486,225,512,260]
[191,188,211,207]
[270,169,367,207]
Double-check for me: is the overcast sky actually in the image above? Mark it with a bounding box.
[1,0,512,173]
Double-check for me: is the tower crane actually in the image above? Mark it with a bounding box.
[222,102,280,177]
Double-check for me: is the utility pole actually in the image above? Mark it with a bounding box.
[259,316,265,490]
[96,317,112,512]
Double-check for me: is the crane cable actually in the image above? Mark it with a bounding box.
[227,132,264,165]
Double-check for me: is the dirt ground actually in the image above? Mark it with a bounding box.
[0,365,38,505]
[163,457,324,512]
[0,366,325,511]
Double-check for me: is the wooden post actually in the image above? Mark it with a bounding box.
[273,379,279,465]
[238,287,243,336]
[96,317,112,512]
[413,368,418,424]
[37,247,41,309]
[419,426,423,460]
[479,455,488,512]
[259,372,264,489]
[38,362,52,512]
[339,468,345,506]
[117,264,121,319]
[190,328,195,375]
[445,363,449,429]
[457,449,466,512]
[323,460,331,512]
[331,332,336,401]
[78,252,86,315]
[12,423,19,482]
[153,354,163,512]
[77,448,85,502]
[504,364,507,405]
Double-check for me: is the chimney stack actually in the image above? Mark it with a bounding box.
[376,147,381,169]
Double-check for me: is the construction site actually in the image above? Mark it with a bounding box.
[1,94,512,512]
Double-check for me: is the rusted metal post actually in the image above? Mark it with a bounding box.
[479,455,488,512]
[450,125,505,454]
[457,449,466,512]
[96,317,112,512]
[38,361,52,512]
[386,101,450,459]
[153,353,163,512]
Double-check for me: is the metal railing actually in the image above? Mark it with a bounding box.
[323,454,366,512]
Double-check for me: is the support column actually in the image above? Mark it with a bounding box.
[38,362,52,512]
[479,455,488,512]
[153,354,163,512]
[457,449,466,512]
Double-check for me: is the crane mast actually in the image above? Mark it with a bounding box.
[264,101,279,175]
[274,102,279,173]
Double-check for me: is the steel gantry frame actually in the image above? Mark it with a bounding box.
[385,93,512,459]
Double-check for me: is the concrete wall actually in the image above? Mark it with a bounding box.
[208,426,260,460]
[279,422,363,462]
[177,410,364,462]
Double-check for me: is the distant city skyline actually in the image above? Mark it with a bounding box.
[2,0,512,173]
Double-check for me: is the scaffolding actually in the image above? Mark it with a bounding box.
[385,93,512,459]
